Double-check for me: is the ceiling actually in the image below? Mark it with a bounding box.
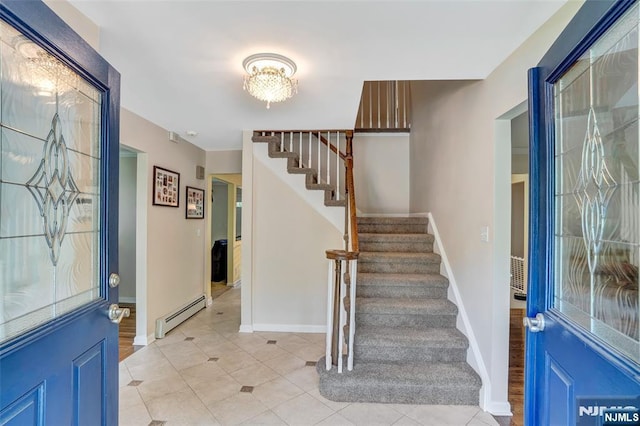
[68,0,568,151]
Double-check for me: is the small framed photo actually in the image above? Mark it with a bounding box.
[153,166,180,207]
[185,186,205,219]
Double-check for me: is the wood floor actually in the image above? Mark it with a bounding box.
[118,303,137,362]
[508,308,526,426]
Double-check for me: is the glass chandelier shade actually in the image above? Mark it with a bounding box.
[242,53,298,109]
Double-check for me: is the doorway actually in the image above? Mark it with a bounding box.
[118,147,137,360]
[209,174,242,301]
[118,146,149,360]
[508,110,529,426]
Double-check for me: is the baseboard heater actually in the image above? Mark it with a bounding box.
[155,294,206,338]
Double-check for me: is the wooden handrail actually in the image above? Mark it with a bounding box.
[344,130,358,252]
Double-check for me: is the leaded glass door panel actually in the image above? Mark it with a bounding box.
[526,1,640,425]
[0,1,120,425]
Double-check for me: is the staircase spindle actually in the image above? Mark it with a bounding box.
[299,132,303,167]
[308,131,312,170]
[316,131,321,181]
[326,132,330,186]
[336,132,340,201]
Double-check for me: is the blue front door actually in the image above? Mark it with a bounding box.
[527,0,640,424]
[0,1,121,425]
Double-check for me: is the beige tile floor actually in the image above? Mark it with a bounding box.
[119,288,499,426]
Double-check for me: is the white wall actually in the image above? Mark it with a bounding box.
[511,112,529,174]
[120,108,207,340]
[409,2,582,414]
[206,150,242,174]
[241,131,343,331]
[118,154,137,302]
[353,134,410,215]
[44,0,99,51]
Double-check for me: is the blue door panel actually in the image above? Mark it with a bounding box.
[0,384,44,426]
[527,0,640,424]
[546,355,574,426]
[73,341,106,426]
[0,308,118,425]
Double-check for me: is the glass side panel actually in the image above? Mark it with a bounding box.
[553,3,640,364]
[0,20,102,343]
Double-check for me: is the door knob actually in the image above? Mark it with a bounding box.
[523,312,545,332]
[109,273,121,288]
[108,304,130,324]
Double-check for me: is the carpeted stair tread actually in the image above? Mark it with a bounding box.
[357,217,428,225]
[356,297,457,316]
[357,273,448,287]
[356,326,468,349]
[357,273,449,298]
[317,358,481,404]
[359,233,434,253]
[358,251,440,264]
[306,182,333,191]
[357,217,428,234]
[359,233,433,242]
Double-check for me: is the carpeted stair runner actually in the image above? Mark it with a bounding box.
[318,216,481,404]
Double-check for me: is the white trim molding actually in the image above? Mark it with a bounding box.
[133,333,155,346]
[239,324,254,333]
[427,212,509,415]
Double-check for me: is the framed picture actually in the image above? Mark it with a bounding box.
[153,166,180,207]
[185,186,205,219]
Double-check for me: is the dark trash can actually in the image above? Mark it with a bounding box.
[211,239,228,282]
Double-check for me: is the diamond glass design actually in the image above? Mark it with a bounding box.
[572,107,617,274]
[26,112,80,265]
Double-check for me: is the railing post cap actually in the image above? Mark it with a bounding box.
[325,249,359,260]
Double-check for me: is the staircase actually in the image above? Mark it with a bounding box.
[253,132,348,208]
[318,216,481,404]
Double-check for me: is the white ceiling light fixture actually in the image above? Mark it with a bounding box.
[242,53,298,109]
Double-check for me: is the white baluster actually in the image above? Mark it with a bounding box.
[377,81,381,129]
[299,132,303,167]
[337,259,345,374]
[347,259,357,371]
[280,132,284,152]
[336,132,340,201]
[308,131,312,170]
[289,131,293,153]
[317,131,321,179]
[326,132,330,186]
[325,261,334,370]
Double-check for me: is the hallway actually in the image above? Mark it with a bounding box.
[119,289,499,425]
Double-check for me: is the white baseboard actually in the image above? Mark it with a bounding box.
[484,401,512,416]
[239,324,254,333]
[119,296,136,303]
[252,324,325,333]
[206,296,213,306]
[427,212,493,412]
[232,280,241,288]
[133,333,155,346]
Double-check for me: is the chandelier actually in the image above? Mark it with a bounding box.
[243,53,298,109]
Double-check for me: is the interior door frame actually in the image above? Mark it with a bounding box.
[0,1,121,421]
[526,0,640,423]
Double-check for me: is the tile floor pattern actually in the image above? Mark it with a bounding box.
[119,288,499,426]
